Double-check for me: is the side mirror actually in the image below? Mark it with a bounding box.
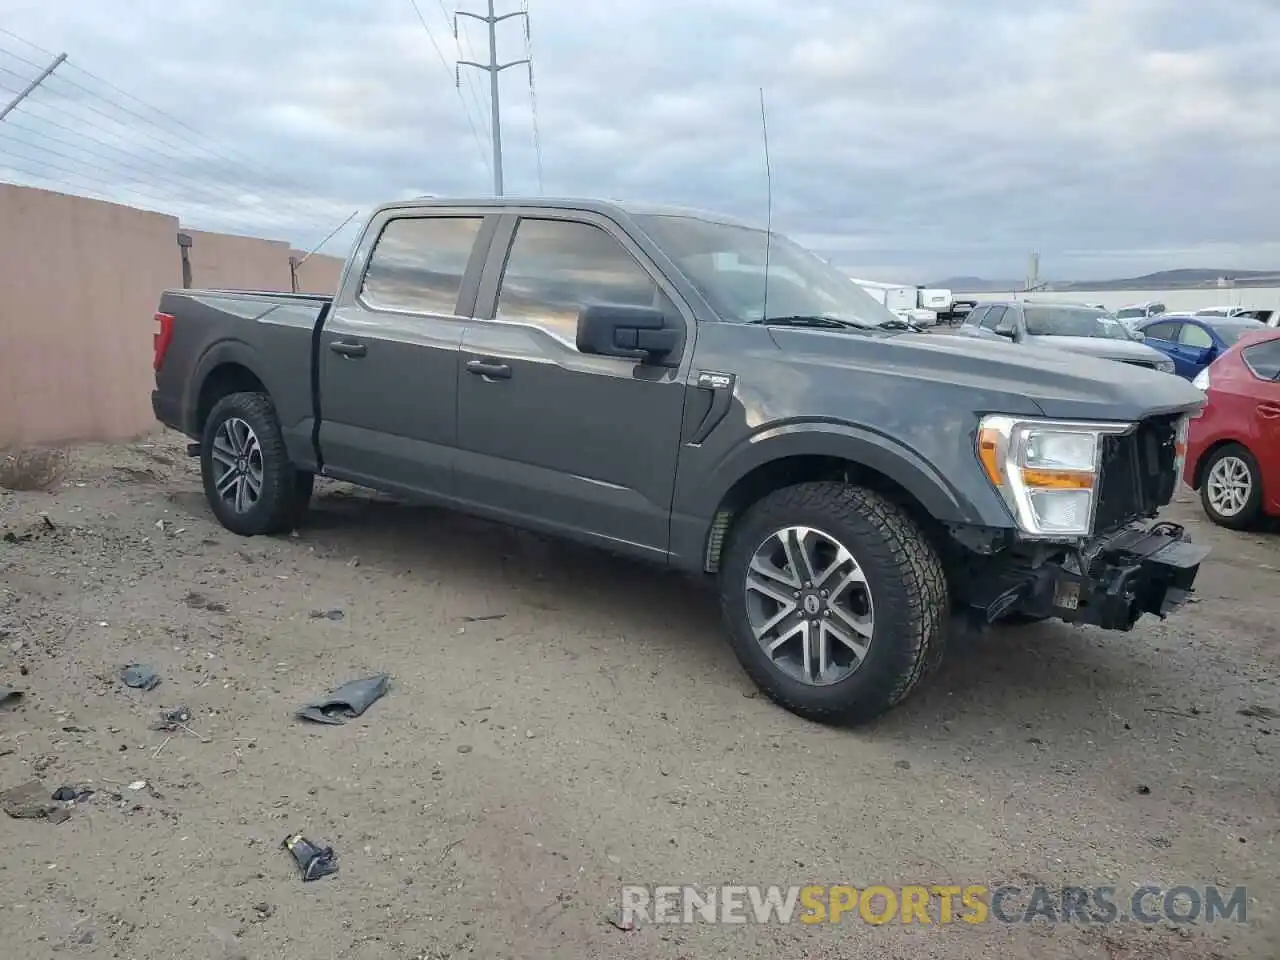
[576,304,678,362]
[994,323,1017,340]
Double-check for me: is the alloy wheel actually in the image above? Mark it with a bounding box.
[1206,455,1252,517]
[744,525,875,686]
[210,417,264,514]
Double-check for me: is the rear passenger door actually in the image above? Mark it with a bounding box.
[318,210,496,496]
[454,212,694,560]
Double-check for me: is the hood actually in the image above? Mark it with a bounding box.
[766,327,1205,422]
[1024,334,1169,363]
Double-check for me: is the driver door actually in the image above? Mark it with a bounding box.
[453,212,695,561]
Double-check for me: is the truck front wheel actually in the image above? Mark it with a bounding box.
[200,391,312,536]
[719,482,949,725]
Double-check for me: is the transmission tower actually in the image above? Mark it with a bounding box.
[456,0,529,196]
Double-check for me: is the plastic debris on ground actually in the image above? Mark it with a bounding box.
[296,674,390,725]
[282,832,339,881]
[120,664,161,690]
[2,779,71,823]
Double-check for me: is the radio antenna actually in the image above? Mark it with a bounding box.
[759,86,773,323]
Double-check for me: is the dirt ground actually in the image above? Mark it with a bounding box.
[1,431,1276,960]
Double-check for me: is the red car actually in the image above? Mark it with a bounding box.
[1184,327,1280,528]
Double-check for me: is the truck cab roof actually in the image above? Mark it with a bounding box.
[371,196,757,228]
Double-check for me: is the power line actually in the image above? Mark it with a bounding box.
[0,69,348,237]
[0,30,353,238]
[0,118,327,237]
[521,0,544,195]
[406,0,490,174]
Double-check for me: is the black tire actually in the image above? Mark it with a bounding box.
[200,391,312,536]
[1199,443,1263,530]
[719,482,949,725]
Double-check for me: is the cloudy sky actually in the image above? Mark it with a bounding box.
[1,0,1278,282]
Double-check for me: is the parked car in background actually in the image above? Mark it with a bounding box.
[1137,313,1265,380]
[1235,308,1278,326]
[958,301,1176,373]
[1184,328,1280,528]
[1193,305,1271,321]
[1116,301,1167,330]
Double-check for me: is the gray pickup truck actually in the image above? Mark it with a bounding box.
[152,197,1209,725]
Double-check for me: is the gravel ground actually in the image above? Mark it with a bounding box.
[0,431,1276,959]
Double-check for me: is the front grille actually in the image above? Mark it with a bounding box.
[1093,415,1179,533]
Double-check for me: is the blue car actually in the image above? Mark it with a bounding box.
[1135,314,1265,379]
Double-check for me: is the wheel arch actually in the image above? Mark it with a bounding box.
[186,341,276,437]
[696,424,985,573]
[1192,437,1252,490]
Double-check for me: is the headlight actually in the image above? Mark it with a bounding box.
[1157,358,1175,374]
[976,415,1132,538]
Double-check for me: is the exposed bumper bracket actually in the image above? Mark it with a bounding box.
[989,521,1208,631]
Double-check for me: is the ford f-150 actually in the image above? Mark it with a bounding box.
[151,197,1210,724]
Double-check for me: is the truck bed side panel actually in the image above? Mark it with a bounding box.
[153,290,330,468]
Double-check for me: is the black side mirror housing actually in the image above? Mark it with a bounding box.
[577,304,678,362]
[994,324,1017,340]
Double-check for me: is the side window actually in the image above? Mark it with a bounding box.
[495,218,662,347]
[982,306,1007,330]
[359,216,484,315]
[1179,324,1214,348]
[1143,321,1179,342]
[964,306,987,327]
[1243,340,1280,380]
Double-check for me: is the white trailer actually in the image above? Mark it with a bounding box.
[850,278,947,327]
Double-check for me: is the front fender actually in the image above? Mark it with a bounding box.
[668,420,1016,571]
[710,420,998,523]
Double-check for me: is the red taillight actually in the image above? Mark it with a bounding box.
[153,312,174,371]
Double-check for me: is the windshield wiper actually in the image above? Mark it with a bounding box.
[750,314,879,330]
[875,318,922,332]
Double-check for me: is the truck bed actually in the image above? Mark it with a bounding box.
[152,288,333,471]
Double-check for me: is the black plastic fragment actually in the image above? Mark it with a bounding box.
[296,674,390,725]
[282,832,339,881]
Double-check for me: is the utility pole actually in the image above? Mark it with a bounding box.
[456,0,529,196]
[0,52,67,123]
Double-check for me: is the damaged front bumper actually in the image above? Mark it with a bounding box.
[982,522,1209,631]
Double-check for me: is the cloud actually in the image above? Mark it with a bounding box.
[1,0,1278,281]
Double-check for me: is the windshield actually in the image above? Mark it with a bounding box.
[1116,307,1146,319]
[1024,306,1136,340]
[633,214,900,327]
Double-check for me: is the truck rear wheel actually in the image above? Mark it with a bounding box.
[718,482,948,725]
[200,391,312,536]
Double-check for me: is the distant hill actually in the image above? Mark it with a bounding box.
[931,269,1280,293]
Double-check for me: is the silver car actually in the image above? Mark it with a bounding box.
[957,301,1177,373]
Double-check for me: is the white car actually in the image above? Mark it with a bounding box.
[1194,305,1277,325]
[1116,301,1167,331]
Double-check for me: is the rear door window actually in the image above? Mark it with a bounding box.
[965,306,988,327]
[1243,340,1280,380]
[1179,324,1214,349]
[360,215,486,316]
